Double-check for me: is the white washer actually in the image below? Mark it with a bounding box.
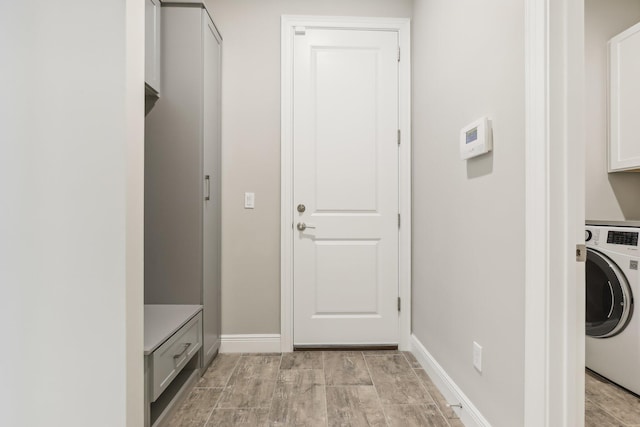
[585,222,640,395]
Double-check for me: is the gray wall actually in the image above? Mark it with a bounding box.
[0,0,145,425]
[585,0,640,221]
[205,0,413,335]
[411,0,525,426]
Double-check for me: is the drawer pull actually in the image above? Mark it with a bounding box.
[173,343,192,361]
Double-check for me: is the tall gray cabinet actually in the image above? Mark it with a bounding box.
[145,2,222,369]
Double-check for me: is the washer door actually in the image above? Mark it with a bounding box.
[586,248,633,338]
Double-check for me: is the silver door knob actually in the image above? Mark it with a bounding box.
[297,204,306,213]
[297,222,316,231]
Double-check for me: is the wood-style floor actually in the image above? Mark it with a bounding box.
[586,369,640,427]
[167,351,463,427]
[167,351,640,426]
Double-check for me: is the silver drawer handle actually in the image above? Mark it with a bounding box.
[205,175,211,201]
[173,343,192,360]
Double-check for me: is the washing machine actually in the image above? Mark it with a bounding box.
[585,222,640,395]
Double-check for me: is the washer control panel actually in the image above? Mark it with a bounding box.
[586,224,639,253]
[607,230,639,246]
[585,230,593,242]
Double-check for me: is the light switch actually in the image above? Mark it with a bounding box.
[473,341,482,373]
[244,192,255,209]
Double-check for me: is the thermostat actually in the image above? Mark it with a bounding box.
[460,117,492,160]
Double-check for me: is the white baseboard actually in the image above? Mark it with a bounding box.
[410,334,491,427]
[220,334,281,353]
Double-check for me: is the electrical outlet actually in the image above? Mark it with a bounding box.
[473,341,482,373]
[244,192,255,209]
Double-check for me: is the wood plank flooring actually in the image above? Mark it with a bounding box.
[167,352,640,426]
[167,351,460,427]
[586,369,640,427]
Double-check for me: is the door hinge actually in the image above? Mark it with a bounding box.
[295,26,306,36]
[398,213,401,228]
[397,47,401,62]
[576,244,587,262]
[397,129,401,146]
[397,297,401,311]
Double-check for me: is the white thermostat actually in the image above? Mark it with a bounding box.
[460,117,493,160]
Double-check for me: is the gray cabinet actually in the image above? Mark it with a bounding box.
[145,3,222,369]
[144,0,161,94]
[144,305,203,427]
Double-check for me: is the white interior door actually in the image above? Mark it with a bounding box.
[293,28,399,346]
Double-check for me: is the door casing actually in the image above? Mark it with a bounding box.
[523,0,585,425]
[280,15,412,352]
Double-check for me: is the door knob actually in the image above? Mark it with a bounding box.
[297,222,316,231]
[297,204,306,213]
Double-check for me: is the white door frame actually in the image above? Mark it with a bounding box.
[524,0,585,426]
[280,15,411,352]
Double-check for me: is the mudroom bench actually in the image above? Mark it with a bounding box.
[144,304,203,427]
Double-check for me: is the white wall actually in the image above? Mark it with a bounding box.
[205,0,413,334]
[0,1,144,426]
[411,1,525,426]
[585,0,640,221]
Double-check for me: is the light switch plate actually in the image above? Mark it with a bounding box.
[473,341,482,373]
[244,192,255,209]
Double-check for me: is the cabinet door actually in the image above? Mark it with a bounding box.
[202,10,222,367]
[145,0,161,94]
[609,22,640,172]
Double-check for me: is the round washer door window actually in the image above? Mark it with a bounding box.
[586,248,633,338]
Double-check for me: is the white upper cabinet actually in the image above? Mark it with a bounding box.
[609,22,640,172]
[145,0,161,94]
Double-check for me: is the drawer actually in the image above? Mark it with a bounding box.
[151,312,202,401]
